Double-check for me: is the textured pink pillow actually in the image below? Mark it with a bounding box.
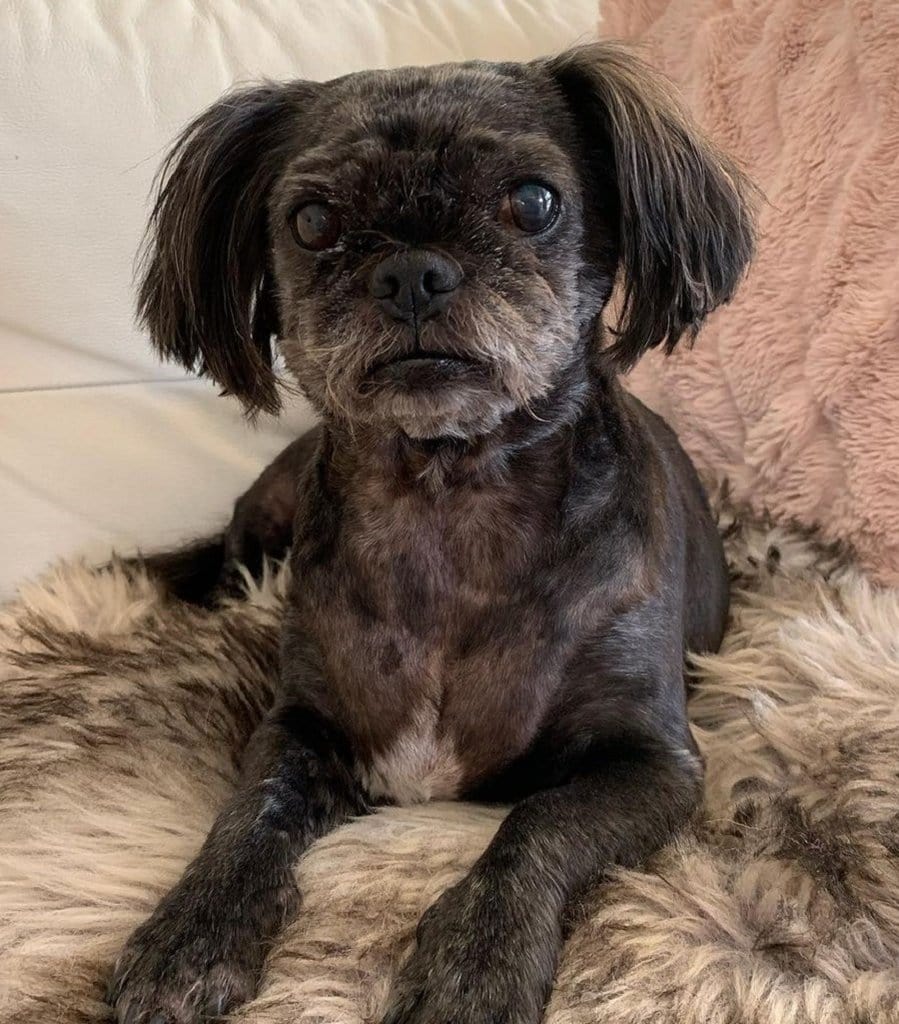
[603,0,899,584]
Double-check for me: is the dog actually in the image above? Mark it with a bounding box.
[108,43,755,1024]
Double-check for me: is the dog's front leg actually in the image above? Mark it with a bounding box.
[383,741,702,1024]
[109,704,366,1024]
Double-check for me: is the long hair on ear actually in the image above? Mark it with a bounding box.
[546,43,758,369]
[137,81,311,415]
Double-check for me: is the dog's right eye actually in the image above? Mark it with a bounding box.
[290,203,343,251]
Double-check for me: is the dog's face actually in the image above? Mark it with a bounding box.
[268,65,597,439]
[140,46,755,438]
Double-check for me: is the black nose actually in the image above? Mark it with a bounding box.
[370,250,463,322]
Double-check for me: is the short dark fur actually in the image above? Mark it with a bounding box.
[110,44,755,1024]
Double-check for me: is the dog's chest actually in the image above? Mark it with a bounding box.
[295,482,566,805]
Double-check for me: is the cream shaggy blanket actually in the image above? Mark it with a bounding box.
[3,502,899,1024]
[605,0,899,586]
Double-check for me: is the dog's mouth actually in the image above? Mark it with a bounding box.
[364,348,487,390]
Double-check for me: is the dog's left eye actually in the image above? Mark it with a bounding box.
[499,183,559,234]
[290,202,343,251]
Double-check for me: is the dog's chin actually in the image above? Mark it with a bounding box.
[351,372,517,441]
[397,399,515,441]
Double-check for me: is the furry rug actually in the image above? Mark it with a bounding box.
[3,503,899,1024]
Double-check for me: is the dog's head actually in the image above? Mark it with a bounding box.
[139,44,755,439]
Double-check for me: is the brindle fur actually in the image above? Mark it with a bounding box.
[109,43,755,1024]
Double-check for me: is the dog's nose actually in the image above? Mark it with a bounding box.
[370,250,463,322]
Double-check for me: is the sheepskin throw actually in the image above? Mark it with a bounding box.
[604,0,899,586]
[3,502,899,1024]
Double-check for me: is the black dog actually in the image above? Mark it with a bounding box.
[109,43,755,1024]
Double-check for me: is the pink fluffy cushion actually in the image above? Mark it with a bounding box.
[603,0,899,584]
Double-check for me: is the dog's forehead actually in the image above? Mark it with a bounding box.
[308,61,555,147]
[277,61,575,193]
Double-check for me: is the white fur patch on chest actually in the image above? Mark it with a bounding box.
[358,710,463,806]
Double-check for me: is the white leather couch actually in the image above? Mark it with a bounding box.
[0,0,599,599]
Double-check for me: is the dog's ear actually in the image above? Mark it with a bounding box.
[138,81,313,415]
[545,43,756,369]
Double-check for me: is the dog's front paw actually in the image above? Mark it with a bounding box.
[382,873,560,1024]
[108,887,269,1024]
